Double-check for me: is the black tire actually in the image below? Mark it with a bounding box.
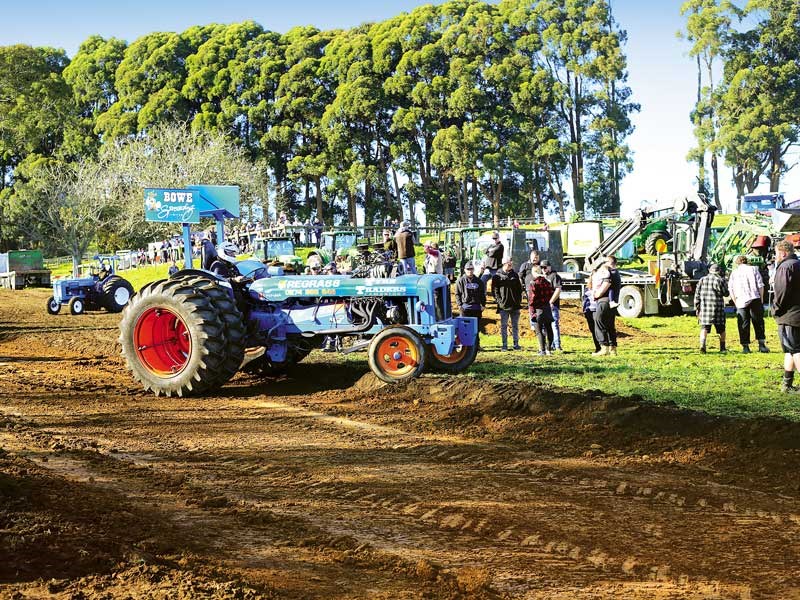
[426,339,478,374]
[645,231,670,255]
[68,297,85,315]
[179,274,246,385]
[118,277,245,396]
[367,326,426,384]
[101,275,135,312]
[562,258,582,273]
[616,285,644,318]
[46,296,61,315]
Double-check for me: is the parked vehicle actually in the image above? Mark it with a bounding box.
[0,250,51,290]
[252,236,303,273]
[47,256,134,315]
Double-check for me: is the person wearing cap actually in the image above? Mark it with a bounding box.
[456,261,486,330]
[491,257,523,350]
[395,221,417,274]
[694,263,729,353]
[728,254,768,354]
[518,250,541,292]
[481,231,504,285]
[382,229,397,256]
[541,259,563,351]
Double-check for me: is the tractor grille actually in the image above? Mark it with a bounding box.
[434,285,452,321]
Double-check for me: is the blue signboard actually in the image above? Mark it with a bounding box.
[144,188,200,223]
[189,184,240,218]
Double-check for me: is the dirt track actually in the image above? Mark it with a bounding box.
[1,288,800,599]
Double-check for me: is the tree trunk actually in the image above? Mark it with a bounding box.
[391,166,402,221]
[733,167,745,212]
[769,144,781,192]
[315,176,323,223]
[573,73,584,215]
[471,177,479,225]
[711,153,721,209]
[443,176,450,226]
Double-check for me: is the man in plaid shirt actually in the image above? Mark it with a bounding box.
[694,263,729,353]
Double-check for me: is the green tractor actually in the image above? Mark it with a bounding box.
[306,229,359,270]
[252,236,303,274]
[631,219,671,256]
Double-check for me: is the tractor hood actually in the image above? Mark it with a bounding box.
[249,274,439,302]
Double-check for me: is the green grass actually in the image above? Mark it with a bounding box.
[472,313,800,422]
[96,257,799,422]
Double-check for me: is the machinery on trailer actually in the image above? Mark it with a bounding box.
[579,195,716,318]
[47,256,134,315]
[119,265,478,395]
[0,250,51,290]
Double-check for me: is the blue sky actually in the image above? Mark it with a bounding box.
[1,0,796,217]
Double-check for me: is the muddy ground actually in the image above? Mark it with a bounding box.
[1,287,799,599]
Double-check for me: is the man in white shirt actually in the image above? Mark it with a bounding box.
[728,255,769,354]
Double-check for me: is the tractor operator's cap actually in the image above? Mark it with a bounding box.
[400,220,410,228]
[464,261,475,270]
[540,259,550,267]
[709,263,721,273]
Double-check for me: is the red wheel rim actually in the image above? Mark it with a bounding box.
[431,339,468,364]
[376,335,419,378]
[134,307,191,376]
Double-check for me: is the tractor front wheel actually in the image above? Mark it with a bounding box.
[426,336,478,374]
[68,297,85,315]
[46,296,61,315]
[102,275,135,312]
[368,326,426,384]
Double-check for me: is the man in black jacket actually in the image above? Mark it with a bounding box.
[492,257,523,350]
[518,250,541,290]
[456,261,486,321]
[481,231,504,285]
[773,240,800,392]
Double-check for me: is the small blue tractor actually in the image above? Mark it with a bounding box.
[47,256,135,315]
[118,255,478,395]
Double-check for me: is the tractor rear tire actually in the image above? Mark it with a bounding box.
[645,232,670,255]
[368,326,426,384]
[427,337,478,374]
[119,277,245,397]
[102,275,135,312]
[562,258,582,273]
[172,274,247,385]
[46,296,61,315]
[68,297,85,315]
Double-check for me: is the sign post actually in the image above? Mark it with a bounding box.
[144,185,241,271]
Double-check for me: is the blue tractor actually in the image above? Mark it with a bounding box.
[47,256,135,316]
[118,256,478,395]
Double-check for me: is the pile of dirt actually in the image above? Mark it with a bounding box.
[329,373,800,494]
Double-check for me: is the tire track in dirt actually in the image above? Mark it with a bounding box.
[16,395,785,597]
[0,426,497,599]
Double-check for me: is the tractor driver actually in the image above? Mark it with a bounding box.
[98,261,112,280]
[210,241,241,279]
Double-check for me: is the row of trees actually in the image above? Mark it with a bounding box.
[0,0,637,256]
[681,0,799,210]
